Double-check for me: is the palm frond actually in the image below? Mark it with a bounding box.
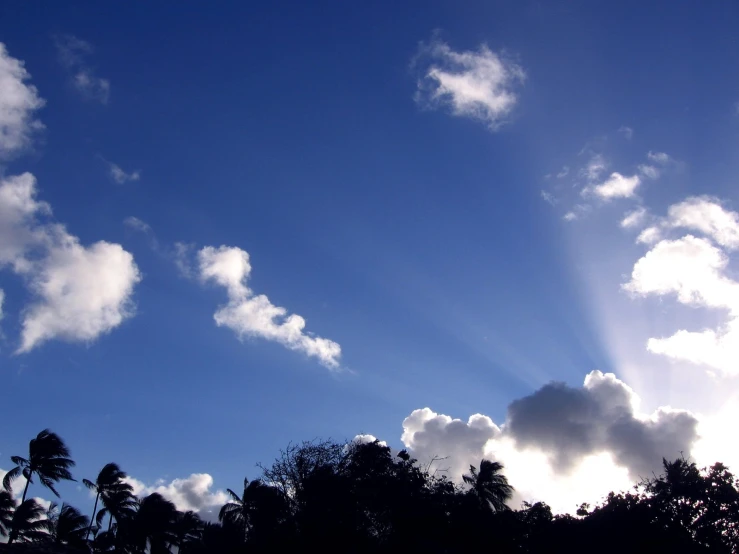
[2,466,22,493]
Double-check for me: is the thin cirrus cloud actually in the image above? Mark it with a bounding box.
[108,161,141,184]
[198,245,342,369]
[53,34,110,104]
[398,369,697,514]
[413,38,525,130]
[623,196,739,376]
[0,43,45,158]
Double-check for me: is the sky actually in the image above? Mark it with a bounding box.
[2,0,739,518]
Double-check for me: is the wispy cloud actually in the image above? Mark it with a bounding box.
[583,172,641,200]
[54,34,110,104]
[0,43,45,158]
[108,162,140,184]
[618,126,634,139]
[414,38,525,130]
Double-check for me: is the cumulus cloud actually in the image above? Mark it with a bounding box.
[54,35,110,104]
[108,162,140,184]
[399,370,697,513]
[0,172,141,352]
[126,474,228,521]
[0,43,45,158]
[414,39,525,130]
[637,226,662,245]
[624,234,739,375]
[647,151,672,165]
[665,196,739,249]
[198,245,341,369]
[638,164,660,179]
[581,153,607,182]
[583,172,641,200]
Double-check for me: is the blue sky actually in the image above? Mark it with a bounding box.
[2,0,739,516]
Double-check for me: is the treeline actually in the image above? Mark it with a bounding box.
[1,430,738,553]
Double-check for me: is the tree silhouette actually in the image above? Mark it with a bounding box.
[173,510,204,553]
[83,462,135,538]
[0,489,14,538]
[2,429,75,503]
[46,501,90,549]
[463,459,514,512]
[7,499,48,544]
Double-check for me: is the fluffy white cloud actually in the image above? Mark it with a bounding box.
[415,40,525,130]
[666,196,739,249]
[638,164,660,179]
[108,162,140,184]
[584,172,641,200]
[624,235,739,375]
[198,246,341,369]
[126,474,228,520]
[0,172,141,352]
[0,43,45,158]
[563,211,577,221]
[400,370,697,514]
[620,207,647,228]
[54,35,110,104]
[636,226,661,244]
[647,151,672,164]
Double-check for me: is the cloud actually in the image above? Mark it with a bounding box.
[198,245,341,369]
[0,172,141,352]
[54,35,110,104]
[123,216,151,233]
[637,226,661,244]
[618,126,634,139]
[399,370,697,513]
[563,211,577,222]
[665,196,739,250]
[414,39,525,130]
[126,474,228,521]
[581,153,607,182]
[540,190,556,206]
[647,151,672,164]
[556,166,569,179]
[0,288,4,321]
[0,43,45,158]
[108,162,140,184]
[624,234,739,375]
[638,164,660,179]
[583,172,641,200]
[620,207,647,229]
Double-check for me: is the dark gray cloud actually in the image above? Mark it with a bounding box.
[506,371,698,478]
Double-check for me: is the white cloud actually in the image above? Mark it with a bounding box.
[54,35,110,104]
[563,211,577,221]
[581,153,607,182]
[638,164,660,179]
[108,162,140,184]
[123,216,150,233]
[0,43,45,158]
[618,126,633,139]
[351,434,388,448]
[125,474,228,521]
[400,370,697,514]
[540,190,556,205]
[620,207,647,229]
[0,288,4,321]
[647,151,672,164]
[414,39,525,130]
[198,245,341,369]
[624,235,739,375]
[636,226,661,244]
[584,172,641,200]
[556,166,569,179]
[666,196,739,249]
[0,172,141,352]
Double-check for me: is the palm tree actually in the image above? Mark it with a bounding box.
[133,493,179,554]
[219,477,250,539]
[0,489,14,538]
[8,499,48,544]
[462,459,514,512]
[2,429,75,503]
[83,462,134,539]
[46,502,90,548]
[95,485,138,533]
[172,510,204,553]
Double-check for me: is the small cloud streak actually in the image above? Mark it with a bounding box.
[54,34,110,104]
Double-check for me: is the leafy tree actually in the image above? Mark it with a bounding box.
[173,510,204,553]
[2,429,75,503]
[463,459,514,512]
